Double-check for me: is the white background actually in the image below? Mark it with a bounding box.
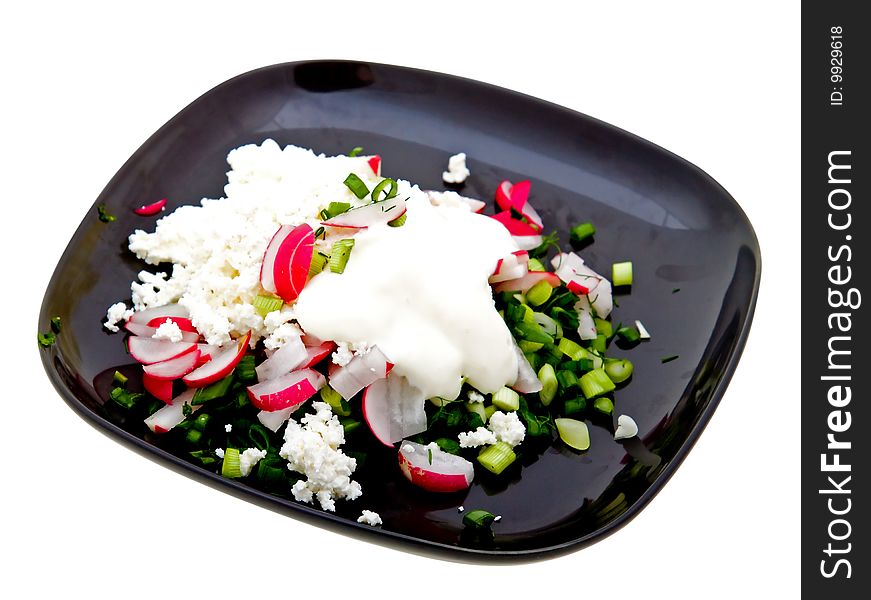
[3,1,800,598]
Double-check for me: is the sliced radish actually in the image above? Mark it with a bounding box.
[489,263,528,284]
[575,297,598,340]
[301,341,336,368]
[127,304,189,324]
[494,180,542,231]
[492,270,560,294]
[134,198,167,216]
[490,250,531,283]
[589,277,613,319]
[465,198,486,213]
[247,369,325,412]
[182,331,251,388]
[142,372,174,404]
[322,197,407,229]
[495,179,513,209]
[328,346,391,400]
[255,335,307,381]
[398,440,474,493]
[142,349,201,380]
[145,389,198,433]
[512,234,543,251]
[510,343,543,393]
[489,210,541,237]
[301,332,324,347]
[551,252,586,273]
[272,224,315,303]
[128,338,196,365]
[260,225,296,295]
[367,155,381,176]
[146,316,198,333]
[257,407,297,432]
[124,321,199,343]
[363,374,427,447]
[197,343,221,360]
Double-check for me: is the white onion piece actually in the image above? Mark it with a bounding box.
[255,334,307,381]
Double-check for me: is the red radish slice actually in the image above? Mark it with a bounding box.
[301,341,336,368]
[128,338,196,365]
[489,211,541,236]
[273,224,315,302]
[575,297,598,340]
[492,270,560,293]
[495,180,542,231]
[146,316,197,333]
[510,343,544,394]
[512,250,530,264]
[301,333,324,347]
[197,344,220,360]
[321,197,407,229]
[328,346,390,400]
[257,407,297,432]
[489,263,528,284]
[127,304,189,324]
[134,198,168,216]
[512,234,543,251]
[183,331,251,388]
[124,322,199,343]
[551,252,585,273]
[255,335,307,381]
[143,349,201,380]
[145,389,198,433]
[260,225,295,294]
[367,155,381,176]
[247,369,325,411]
[398,440,474,493]
[363,374,427,447]
[495,180,513,209]
[142,372,174,404]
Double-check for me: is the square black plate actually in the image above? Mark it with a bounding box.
[38,60,760,562]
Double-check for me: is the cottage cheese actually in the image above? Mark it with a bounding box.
[357,510,382,526]
[488,411,526,447]
[279,401,362,511]
[458,426,497,448]
[152,319,184,342]
[442,152,470,184]
[104,302,134,332]
[224,424,233,433]
[239,447,267,477]
[467,389,486,403]
[215,448,225,459]
[112,139,382,347]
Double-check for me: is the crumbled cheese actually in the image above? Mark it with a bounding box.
[117,139,382,347]
[331,342,354,366]
[279,401,362,511]
[215,448,225,458]
[264,322,303,351]
[224,424,233,433]
[239,447,267,477]
[458,506,465,513]
[458,426,498,448]
[442,152,470,184]
[357,510,382,526]
[152,319,184,342]
[351,341,371,356]
[104,302,134,332]
[466,389,486,403]
[614,414,639,440]
[488,411,526,447]
[493,515,502,522]
[425,190,477,211]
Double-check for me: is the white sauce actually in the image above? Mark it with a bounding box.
[294,189,520,401]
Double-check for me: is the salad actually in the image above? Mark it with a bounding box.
[100,140,648,529]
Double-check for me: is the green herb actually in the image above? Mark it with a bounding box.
[348,146,364,157]
[37,332,56,348]
[672,288,681,293]
[463,509,497,529]
[50,316,62,334]
[97,204,116,223]
[570,222,596,244]
[371,178,398,202]
[343,173,370,199]
[661,355,679,364]
[388,213,407,227]
[529,231,560,258]
[112,370,129,387]
[327,201,351,217]
[427,448,433,465]
[329,239,355,273]
[182,402,193,417]
[236,355,257,384]
[109,386,143,409]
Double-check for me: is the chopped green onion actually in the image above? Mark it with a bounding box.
[593,396,614,415]
[557,337,586,361]
[109,386,143,409]
[314,226,326,239]
[185,428,203,444]
[612,261,633,286]
[348,146,363,157]
[661,355,679,364]
[463,509,497,529]
[555,418,590,451]
[570,222,595,244]
[465,401,488,423]
[527,257,546,272]
[308,252,329,278]
[556,369,578,390]
[550,306,579,330]
[247,424,271,450]
[50,316,62,334]
[388,212,407,227]
[484,404,497,422]
[604,358,633,383]
[221,448,242,478]
[192,413,210,431]
[327,201,351,217]
[524,351,541,372]
[518,340,544,353]
[253,293,284,317]
[538,363,558,406]
[112,370,129,387]
[564,397,586,415]
[371,178,398,202]
[192,374,234,405]
[343,173,370,199]
[182,402,193,417]
[329,239,355,273]
[521,305,536,323]
[321,386,351,416]
[526,280,553,306]
[578,368,615,399]
[492,387,520,412]
[189,450,219,466]
[37,332,56,348]
[594,318,612,338]
[591,334,607,354]
[236,354,257,383]
[616,326,641,344]
[435,437,461,455]
[513,321,553,345]
[340,418,361,434]
[97,204,116,223]
[477,442,516,475]
[672,288,681,294]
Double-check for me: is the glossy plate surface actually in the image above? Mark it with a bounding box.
[38,61,760,561]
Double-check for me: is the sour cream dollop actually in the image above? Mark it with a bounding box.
[294,188,519,400]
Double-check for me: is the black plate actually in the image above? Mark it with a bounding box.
[37,60,760,562]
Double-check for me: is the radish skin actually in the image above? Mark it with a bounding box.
[398,441,474,493]
[142,349,201,380]
[182,331,250,387]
